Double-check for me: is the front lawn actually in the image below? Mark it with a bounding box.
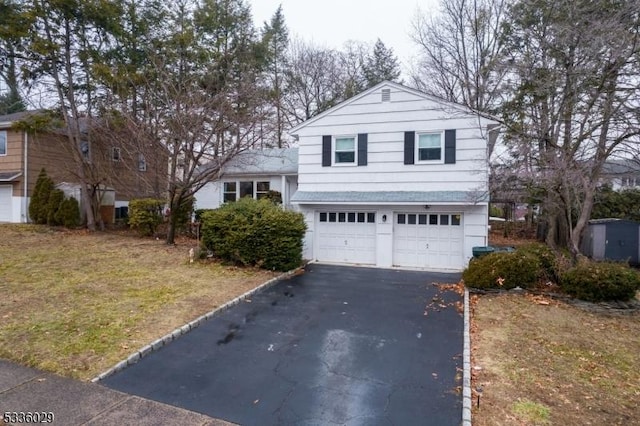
[471,293,640,425]
[0,224,277,380]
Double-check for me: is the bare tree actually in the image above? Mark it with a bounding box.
[501,0,640,256]
[282,38,345,125]
[410,0,510,116]
[22,0,126,230]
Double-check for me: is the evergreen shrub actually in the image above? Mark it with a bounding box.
[200,198,306,271]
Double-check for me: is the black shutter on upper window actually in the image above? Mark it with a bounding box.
[322,135,331,167]
[404,131,415,164]
[444,129,456,164]
[357,133,368,166]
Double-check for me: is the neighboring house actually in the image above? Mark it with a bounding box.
[289,81,497,270]
[0,111,166,223]
[194,147,298,211]
[580,219,639,264]
[601,160,640,191]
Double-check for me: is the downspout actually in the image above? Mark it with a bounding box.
[23,130,28,223]
[281,175,287,209]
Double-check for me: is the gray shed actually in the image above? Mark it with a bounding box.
[580,219,640,264]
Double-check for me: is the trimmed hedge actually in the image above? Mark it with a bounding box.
[462,251,540,290]
[560,262,640,302]
[200,198,306,271]
[129,198,165,236]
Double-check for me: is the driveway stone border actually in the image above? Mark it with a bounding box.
[462,287,472,426]
[91,267,303,383]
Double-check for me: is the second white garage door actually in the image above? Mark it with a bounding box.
[393,213,464,269]
[316,211,376,265]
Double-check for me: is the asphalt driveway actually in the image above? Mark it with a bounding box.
[103,264,463,425]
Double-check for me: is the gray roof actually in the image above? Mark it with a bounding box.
[0,110,50,126]
[0,111,37,124]
[291,191,489,204]
[602,159,640,176]
[588,218,639,225]
[0,171,22,181]
[220,148,298,176]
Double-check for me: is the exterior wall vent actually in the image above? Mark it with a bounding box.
[381,88,391,102]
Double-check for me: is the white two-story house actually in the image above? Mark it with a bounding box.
[289,81,497,270]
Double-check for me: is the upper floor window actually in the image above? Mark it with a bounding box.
[0,131,6,156]
[80,141,90,161]
[417,132,443,162]
[111,147,121,162]
[138,153,147,172]
[334,136,356,164]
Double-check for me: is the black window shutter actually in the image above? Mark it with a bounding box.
[322,135,331,167]
[357,133,368,166]
[444,129,456,164]
[404,131,415,165]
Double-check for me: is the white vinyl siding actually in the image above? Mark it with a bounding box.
[297,124,488,193]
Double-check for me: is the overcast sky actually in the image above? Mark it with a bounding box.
[249,0,439,75]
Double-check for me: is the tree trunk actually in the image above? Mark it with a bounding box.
[166,195,180,245]
[570,184,596,257]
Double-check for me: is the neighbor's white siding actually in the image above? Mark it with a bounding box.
[194,175,296,210]
[295,85,489,193]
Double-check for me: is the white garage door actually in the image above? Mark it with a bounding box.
[393,213,464,269]
[0,185,13,222]
[316,211,376,265]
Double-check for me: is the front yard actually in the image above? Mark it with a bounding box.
[0,225,277,380]
[471,293,640,425]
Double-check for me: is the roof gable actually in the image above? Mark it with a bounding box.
[289,81,497,135]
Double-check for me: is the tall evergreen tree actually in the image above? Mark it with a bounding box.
[362,39,401,88]
[262,5,289,147]
[0,0,30,113]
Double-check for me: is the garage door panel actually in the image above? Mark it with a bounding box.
[0,186,13,222]
[317,212,376,265]
[393,213,463,269]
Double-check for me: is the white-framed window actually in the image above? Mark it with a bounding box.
[416,132,443,163]
[334,136,356,164]
[223,182,237,202]
[256,181,270,199]
[223,180,272,203]
[138,153,147,172]
[0,130,6,156]
[111,147,121,162]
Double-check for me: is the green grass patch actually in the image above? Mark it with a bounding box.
[512,399,551,425]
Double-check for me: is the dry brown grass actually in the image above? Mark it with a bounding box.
[0,224,278,380]
[471,293,640,426]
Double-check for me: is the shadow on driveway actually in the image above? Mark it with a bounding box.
[103,264,463,425]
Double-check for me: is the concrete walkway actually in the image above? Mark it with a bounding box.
[0,359,232,425]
